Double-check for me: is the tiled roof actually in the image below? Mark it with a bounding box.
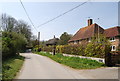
[69,25,120,42]
[104,26,120,37]
[69,23,104,42]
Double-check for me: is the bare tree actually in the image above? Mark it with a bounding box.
[1,13,17,32]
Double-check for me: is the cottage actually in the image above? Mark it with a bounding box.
[46,36,59,46]
[68,19,120,51]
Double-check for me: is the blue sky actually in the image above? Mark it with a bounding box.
[0,1,118,40]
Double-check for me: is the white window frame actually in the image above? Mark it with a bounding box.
[74,41,77,44]
[110,37,115,42]
[111,45,116,51]
[88,38,91,42]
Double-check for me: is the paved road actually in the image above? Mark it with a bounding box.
[16,53,118,79]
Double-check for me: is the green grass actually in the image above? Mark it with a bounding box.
[2,55,25,81]
[36,52,105,69]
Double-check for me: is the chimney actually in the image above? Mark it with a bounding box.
[88,19,93,26]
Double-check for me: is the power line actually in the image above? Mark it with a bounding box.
[19,0,38,32]
[37,0,90,28]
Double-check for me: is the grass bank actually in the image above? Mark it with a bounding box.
[2,55,25,81]
[36,52,105,69]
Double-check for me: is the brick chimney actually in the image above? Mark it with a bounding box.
[88,19,93,26]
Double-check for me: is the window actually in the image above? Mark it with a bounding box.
[110,37,115,42]
[88,38,91,42]
[74,40,79,44]
[111,45,116,51]
[74,41,77,44]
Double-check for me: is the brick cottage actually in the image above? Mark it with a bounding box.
[68,19,120,51]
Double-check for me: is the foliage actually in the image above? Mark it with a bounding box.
[30,39,38,47]
[56,45,86,55]
[38,45,86,56]
[2,31,27,59]
[1,13,30,80]
[1,13,17,32]
[37,34,111,58]
[16,20,32,42]
[36,52,105,69]
[58,32,72,45]
[2,55,24,81]
[117,44,120,51]
[1,13,32,43]
[85,34,111,58]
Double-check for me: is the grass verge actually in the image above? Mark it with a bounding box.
[36,52,105,69]
[2,55,25,81]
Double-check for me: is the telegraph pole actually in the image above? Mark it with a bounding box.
[97,18,100,43]
[53,35,56,55]
[38,32,40,52]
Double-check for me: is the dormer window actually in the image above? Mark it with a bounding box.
[110,37,115,42]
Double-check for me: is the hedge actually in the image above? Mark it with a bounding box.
[34,44,110,58]
[33,35,111,58]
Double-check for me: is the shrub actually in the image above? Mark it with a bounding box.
[85,34,111,58]
[2,32,27,59]
[40,44,86,56]
[34,34,111,58]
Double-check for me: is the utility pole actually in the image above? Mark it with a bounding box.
[38,32,40,52]
[97,18,100,43]
[53,35,56,55]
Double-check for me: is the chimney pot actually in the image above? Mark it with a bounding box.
[88,19,93,26]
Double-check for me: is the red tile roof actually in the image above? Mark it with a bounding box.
[69,23,120,42]
[104,26,120,37]
[69,23,104,42]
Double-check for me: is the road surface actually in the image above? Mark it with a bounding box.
[16,53,118,79]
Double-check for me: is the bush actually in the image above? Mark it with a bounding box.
[38,44,86,56]
[38,34,111,58]
[85,34,111,58]
[56,45,85,55]
[2,32,27,59]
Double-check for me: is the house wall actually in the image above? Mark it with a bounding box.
[110,37,120,51]
[68,39,88,45]
[110,37,119,46]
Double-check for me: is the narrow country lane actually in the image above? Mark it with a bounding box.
[16,53,118,79]
[17,53,86,79]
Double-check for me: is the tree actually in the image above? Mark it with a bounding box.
[1,13,32,43]
[59,32,72,45]
[1,13,33,59]
[16,20,32,42]
[1,13,17,32]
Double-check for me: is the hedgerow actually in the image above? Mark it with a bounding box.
[34,34,111,58]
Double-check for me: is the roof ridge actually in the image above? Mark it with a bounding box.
[105,26,120,30]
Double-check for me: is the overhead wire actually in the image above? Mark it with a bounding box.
[37,0,90,28]
[19,0,38,32]
[20,0,90,31]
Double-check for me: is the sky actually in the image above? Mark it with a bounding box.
[0,0,119,41]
